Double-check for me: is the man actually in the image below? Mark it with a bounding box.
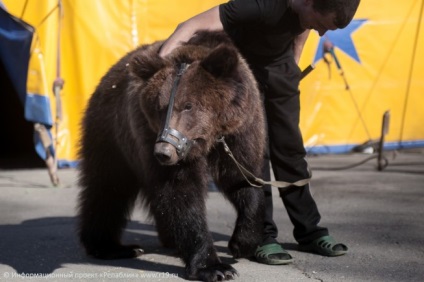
[160,0,361,265]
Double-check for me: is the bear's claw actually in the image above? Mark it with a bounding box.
[192,263,239,282]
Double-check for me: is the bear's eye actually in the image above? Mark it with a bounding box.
[183,103,193,111]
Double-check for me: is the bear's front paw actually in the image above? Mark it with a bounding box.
[188,263,239,282]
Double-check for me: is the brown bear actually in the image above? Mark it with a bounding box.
[77,30,266,281]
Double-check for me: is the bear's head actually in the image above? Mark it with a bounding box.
[128,31,261,166]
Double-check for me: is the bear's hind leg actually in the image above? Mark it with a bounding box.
[222,185,265,259]
[77,151,142,260]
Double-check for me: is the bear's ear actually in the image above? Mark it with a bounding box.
[200,45,239,78]
[130,51,165,80]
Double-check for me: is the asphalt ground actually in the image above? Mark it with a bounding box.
[0,150,423,282]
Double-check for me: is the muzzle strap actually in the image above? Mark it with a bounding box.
[157,63,193,158]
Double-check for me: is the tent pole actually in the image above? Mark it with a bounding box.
[399,0,424,148]
[34,123,60,186]
[49,0,64,186]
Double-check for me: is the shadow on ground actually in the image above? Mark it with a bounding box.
[0,217,233,277]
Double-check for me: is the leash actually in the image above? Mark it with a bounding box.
[217,137,311,190]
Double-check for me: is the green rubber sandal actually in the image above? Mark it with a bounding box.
[298,235,348,257]
[255,243,293,265]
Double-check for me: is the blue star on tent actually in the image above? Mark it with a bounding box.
[313,19,367,64]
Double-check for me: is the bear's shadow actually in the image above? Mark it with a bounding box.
[0,216,234,277]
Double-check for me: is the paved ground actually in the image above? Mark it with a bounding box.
[0,150,423,282]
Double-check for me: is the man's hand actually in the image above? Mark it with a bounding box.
[159,6,223,58]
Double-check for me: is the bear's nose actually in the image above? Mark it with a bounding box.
[154,143,178,165]
[155,151,171,163]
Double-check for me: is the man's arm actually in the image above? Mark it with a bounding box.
[293,30,310,64]
[159,6,223,57]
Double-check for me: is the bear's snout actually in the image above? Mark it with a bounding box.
[154,142,179,165]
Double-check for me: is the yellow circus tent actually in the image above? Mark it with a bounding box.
[299,0,424,154]
[1,0,423,170]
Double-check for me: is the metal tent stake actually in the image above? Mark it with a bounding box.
[377,110,391,171]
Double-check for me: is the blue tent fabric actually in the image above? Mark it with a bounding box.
[0,5,56,164]
[25,94,54,126]
[0,6,34,104]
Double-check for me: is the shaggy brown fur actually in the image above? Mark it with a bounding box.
[77,31,266,281]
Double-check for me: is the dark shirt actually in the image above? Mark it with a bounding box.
[219,0,305,66]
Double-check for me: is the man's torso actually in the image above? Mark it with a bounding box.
[219,0,305,65]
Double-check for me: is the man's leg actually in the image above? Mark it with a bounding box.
[252,66,293,264]
[279,184,328,243]
[265,91,329,243]
[255,153,294,265]
[261,157,279,245]
[264,61,347,257]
